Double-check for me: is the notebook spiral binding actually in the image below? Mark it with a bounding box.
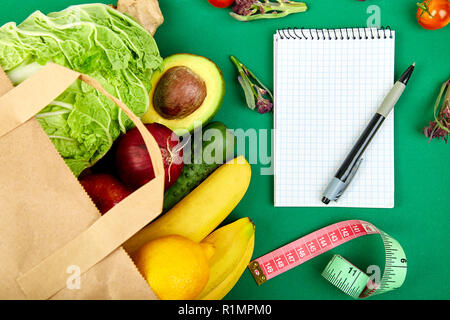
[277,27,393,40]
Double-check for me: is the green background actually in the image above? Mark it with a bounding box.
[1,0,449,300]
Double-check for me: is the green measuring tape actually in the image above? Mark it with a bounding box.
[322,255,371,299]
[322,228,408,299]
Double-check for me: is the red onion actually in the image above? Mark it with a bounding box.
[115,123,184,190]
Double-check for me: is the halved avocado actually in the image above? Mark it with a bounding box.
[142,53,225,133]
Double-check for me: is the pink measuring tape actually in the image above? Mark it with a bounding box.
[248,220,407,298]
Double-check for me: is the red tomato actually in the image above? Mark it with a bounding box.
[208,0,235,9]
[417,0,450,30]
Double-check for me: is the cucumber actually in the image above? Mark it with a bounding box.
[163,121,236,212]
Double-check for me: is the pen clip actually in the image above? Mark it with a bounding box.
[340,158,363,195]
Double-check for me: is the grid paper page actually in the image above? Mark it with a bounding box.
[274,28,395,208]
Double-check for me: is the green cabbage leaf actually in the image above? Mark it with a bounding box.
[0,3,162,176]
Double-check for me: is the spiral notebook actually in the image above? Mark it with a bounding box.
[274,28,395,208]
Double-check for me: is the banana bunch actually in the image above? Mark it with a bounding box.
[197,217,255,300]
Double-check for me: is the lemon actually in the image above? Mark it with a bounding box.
[133,235,214,300]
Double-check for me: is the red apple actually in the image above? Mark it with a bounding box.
[79,173,133,214]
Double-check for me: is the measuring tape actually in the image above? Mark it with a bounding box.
[248,220,407,298]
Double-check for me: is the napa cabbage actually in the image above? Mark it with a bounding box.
[0,3,162,176]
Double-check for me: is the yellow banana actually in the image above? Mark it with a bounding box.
[196,217,255,300]
[199,234,254,300]
[124,156,251,255]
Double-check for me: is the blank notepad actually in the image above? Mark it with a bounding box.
[274,28,395,208]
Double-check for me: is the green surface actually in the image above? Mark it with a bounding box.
[1,0,449,300]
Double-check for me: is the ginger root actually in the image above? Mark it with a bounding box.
[116,0,164,36]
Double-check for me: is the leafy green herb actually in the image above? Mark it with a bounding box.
[231,0,308,22]
[423,79,450,143]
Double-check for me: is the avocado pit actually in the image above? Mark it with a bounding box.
[153,66,207,119]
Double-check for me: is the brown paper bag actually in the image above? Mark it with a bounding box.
[0,63,164,300]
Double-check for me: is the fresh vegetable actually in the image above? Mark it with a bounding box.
[142,54,225,132]
[230,55,273,113]
[197,218,255,300]
[0,4,162,176]
[423,79,450,142]
[116,0,164,35]
[115,123,184,191]
[133,235,214,300]
[163,121,236,212]
[230,0,308,21]
[123,155,252,255]
[417,0,450,30]
[209,0,235,8]
[79,173,133,214]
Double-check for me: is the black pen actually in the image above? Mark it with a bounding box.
[322,63,415,204]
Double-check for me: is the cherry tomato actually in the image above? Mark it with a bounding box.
[417,0,450,30]
[208,0,235,9]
